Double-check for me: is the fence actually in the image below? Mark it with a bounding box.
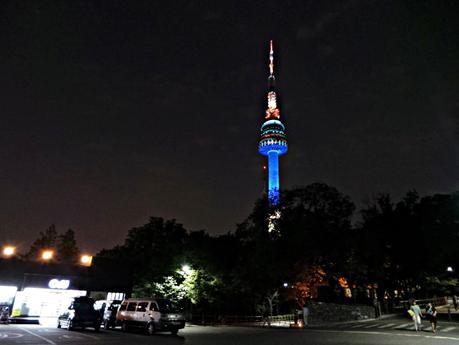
[394,296,448,311]
[191,314,296,327]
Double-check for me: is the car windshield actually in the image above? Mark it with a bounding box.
[157,299,180,313]
[72,302,94,314]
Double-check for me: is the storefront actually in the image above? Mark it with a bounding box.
[0,258,132,323]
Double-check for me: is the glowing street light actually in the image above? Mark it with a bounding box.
[283,282,288,288]
[41,250,54,261]
[3,246,16,257]
[80,254,93,267]
[447,266,454,273]
[181,264,192,275]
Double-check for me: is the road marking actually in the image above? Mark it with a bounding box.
[66,331,99,340]
[0,332,23,339]
[394,322,413,329]
[17,327,56,345]
[350,323,364,328]
[441,326,456,332]
[307,328,459,341]
[377,323,396,328]
[363,323,380,328]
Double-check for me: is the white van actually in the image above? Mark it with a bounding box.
[116,298,185,335]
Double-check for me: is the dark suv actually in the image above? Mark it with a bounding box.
[57,296,101,331]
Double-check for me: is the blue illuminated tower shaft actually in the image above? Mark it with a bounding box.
[268,151,280,204]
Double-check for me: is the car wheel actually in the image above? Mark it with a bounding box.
[171,328,178,335]
[66,319,73,331]
[146,322,155,335]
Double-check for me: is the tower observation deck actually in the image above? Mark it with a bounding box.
[258,40,288,206]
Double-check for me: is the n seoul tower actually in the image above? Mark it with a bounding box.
[258,40,288,206]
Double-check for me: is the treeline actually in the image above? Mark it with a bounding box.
[95,183,459,315]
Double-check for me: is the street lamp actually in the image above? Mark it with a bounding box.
[2,246,16,257]
[181,264,192,275]
[447,266,454,273]
[41,250,54,261]
[80,254,93,267]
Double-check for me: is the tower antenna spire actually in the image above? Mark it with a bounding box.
[269,39,274,77]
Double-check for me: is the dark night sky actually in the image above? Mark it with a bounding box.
[0,0,458,253]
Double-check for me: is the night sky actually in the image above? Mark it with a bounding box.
[1,1,458,253]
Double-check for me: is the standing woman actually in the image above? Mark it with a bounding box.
[426,303,438,333]
[410,300,424,331]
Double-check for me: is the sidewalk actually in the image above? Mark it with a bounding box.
[436,304,459,321]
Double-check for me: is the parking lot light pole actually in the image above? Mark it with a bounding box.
[2,245,16,257]
[80,254,93,267]
[40,250,54,261]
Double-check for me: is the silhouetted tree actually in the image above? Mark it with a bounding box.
[57,229,80,264]
[24,224,58,261]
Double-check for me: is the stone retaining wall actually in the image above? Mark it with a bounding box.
[308,301,376,323]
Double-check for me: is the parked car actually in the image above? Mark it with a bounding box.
[116,298,185,335]
[101,300,122,329]
[57,296,101,331]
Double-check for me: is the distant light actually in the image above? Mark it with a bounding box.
[447,266,454,272]
[80,254,93,267]
[3,246,16,257]
[41,250,54,261]
[283,282,288,288]
[181,264,192,275]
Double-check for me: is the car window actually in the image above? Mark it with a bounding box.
[127,303,137,311]
[157,299,180,313]
[137,302,148,312]
[149,302,159,311]
[119,303,127,311]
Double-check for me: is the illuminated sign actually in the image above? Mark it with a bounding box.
[48,279,70,290]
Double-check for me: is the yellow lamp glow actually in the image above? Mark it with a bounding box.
[80,254,93,267]
[41,250,54,261]
[3,246,16,257]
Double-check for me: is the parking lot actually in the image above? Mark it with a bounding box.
[0,324,188,344]
[2,320,459,345]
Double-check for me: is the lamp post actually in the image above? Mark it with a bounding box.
[80,254,93,267]
[40,250,54,261]
[181,264,192,275]
[2,246,16,257]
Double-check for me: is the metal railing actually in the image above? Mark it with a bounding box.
[395,297,448,310]
[191,313,296,327]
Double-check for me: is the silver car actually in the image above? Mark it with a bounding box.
[116,298,185,335]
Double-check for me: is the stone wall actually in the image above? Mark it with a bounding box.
[308,301,376,323]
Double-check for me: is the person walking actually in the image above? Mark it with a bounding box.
[302,302,309,327]
[425,303,438,333]
[453,295,458,311]
[410,300,424,331]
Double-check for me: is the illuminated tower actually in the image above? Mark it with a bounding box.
[258,40,288,206]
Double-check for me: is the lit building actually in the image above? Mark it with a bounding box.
[0,258,131,323]
[258,40,288,206]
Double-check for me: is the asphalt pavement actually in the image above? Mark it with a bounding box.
[1,316,459,345]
